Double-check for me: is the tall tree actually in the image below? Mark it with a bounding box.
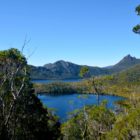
[79,66,101,105]
[0,48,60,140]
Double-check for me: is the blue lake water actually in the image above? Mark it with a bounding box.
[38,94,124,122]
[32,79,82,84]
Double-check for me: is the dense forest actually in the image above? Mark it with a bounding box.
[0,49,60,140]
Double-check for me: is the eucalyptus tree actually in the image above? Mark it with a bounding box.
[79,66,101,105]
[0,48,60,140]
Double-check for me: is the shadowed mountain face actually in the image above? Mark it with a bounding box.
[29,55,140,79]
[30,60,108,79]
[108,54,140,73]
[44,60,81,76]
[43,60,81,79]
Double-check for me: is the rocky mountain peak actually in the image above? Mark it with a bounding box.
[123,54,136,61]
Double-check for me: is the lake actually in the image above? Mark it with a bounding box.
[38,94,124,122]
[32,79,82,84]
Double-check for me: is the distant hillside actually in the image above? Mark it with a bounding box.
[43,60,81,79]
[115,64,140,83]
[29,55,140,79]
[108,54,140,73]
[30,60,109,79]
[29,66,54,79]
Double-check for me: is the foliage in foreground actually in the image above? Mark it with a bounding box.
[61,100,140,140]
[0,48,60,140]
[61,102,115,140]
[107,106,140,140]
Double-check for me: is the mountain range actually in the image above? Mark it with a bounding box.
[29,54,140,79]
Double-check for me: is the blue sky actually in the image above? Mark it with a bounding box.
[0,0,140,67]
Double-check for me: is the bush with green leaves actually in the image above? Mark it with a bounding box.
[61,102,115,140]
